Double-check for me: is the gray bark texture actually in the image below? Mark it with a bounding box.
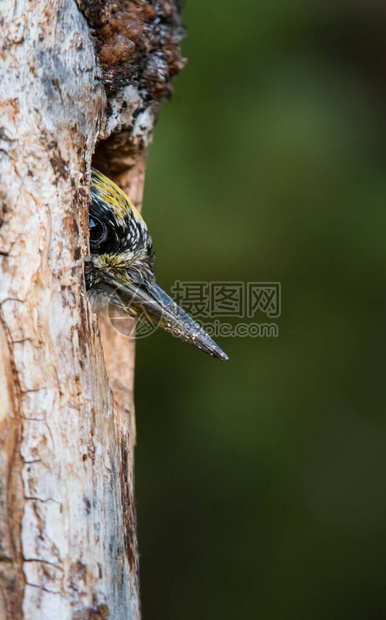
[0,1,185,618]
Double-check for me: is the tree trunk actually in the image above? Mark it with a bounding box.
[0,1,185,617]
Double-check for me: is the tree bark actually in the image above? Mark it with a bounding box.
[0,1,185,618]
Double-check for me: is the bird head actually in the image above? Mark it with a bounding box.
[85,168,228,361]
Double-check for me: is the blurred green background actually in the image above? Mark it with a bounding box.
[135,2,386,618]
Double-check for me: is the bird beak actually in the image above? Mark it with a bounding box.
[111,279,229,361]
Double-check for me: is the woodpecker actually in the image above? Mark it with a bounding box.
[85,168,229,361]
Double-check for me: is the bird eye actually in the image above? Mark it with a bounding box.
[89,216,107,246]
